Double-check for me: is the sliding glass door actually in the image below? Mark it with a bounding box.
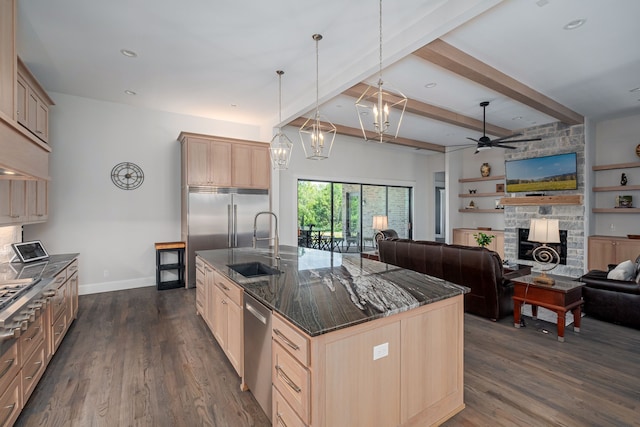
[297,180,412,252]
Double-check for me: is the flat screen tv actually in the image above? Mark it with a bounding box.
[505,152,577,193]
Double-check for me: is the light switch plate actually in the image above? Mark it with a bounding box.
[373,342,389,360]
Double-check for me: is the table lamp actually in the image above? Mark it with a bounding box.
[528,218,560,286]
[372,215,388,251]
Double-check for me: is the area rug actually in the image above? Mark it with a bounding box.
[520,305,583,326]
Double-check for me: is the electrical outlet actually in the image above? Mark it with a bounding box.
[373,342,389,360]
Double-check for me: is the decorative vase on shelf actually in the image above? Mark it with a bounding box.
[480,163,491,177]
[620,173,627,186]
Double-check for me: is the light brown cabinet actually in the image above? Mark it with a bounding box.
[452,228,505,259]
[272,295,465,427]
[16,57,53,143]
[0,180,27,224]
[588,236,640,271]
[212,270,243,376]
[0,0,16,119]
[179,132,270,190]
[195,256,244,378]
[26,180,48,222]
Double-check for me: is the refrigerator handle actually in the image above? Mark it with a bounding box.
[233,204,238,247]
[227,204,232,247]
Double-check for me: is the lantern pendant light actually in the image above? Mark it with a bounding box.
[299,34,336,160]
[355,0,407,143]
[269,70,293,169]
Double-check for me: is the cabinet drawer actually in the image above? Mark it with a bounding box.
[213,271,243,306]
[52,313,67,352]
[272,314,309,366]
[195,257,204,272]
[66,259,79,277]
[22,340,45,402]
[51,270,66,288]
[0,374,21,427]
[0,341,19,394]
[20,314,44,362]
[273,385,307,427]
[272,342,310,424]
[51,284,67,322]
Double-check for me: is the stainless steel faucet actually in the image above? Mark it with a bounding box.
[253,211,279,259]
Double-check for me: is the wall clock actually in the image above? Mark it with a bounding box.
[111,162,144,190]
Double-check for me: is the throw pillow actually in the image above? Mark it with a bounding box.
[607,260,636,281]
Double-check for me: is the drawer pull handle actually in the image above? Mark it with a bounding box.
[219,283,230,291]
[25,361,43,380]
[0,403,16,426]
[273,329,300,351]
[0,359,15,379]
[276,365,301,393]
[276,413,288,427]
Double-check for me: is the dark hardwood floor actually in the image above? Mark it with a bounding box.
[16,286,640,427]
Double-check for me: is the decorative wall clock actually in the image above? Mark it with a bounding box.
[111,162,144,190]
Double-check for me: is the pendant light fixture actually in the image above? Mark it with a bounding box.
[299,34,336,160]
[269,70,293,169]
[355,0,407,143]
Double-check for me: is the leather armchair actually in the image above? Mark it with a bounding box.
[580,258,640,329]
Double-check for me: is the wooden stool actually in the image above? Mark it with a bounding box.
[155,241,185,290]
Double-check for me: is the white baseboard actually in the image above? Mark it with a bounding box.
[79,276,156,295]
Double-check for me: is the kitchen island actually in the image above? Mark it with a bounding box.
[196,245,468,427]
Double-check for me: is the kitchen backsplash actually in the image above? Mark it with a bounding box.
[0,226,21,263]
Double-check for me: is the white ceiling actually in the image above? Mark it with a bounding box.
[16,0,640,154]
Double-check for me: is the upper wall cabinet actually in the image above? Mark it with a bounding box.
[0,0,16,118]
[17,57,54,143]
[179,132,270,190]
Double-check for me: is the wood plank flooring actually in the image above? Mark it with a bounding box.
[15,286,640,427]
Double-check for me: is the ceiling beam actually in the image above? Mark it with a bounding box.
[343,83,512,138]
[414,39,583,126]
[287,117,446,153]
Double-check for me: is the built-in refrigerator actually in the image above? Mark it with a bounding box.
[186,187,270,287]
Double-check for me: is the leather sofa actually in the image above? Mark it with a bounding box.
[579,256,640,329]
[377,238,513,321]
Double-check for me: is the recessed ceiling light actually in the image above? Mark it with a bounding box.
[124,90,136,96]
[120,49,137,58]
[512,116,523,121]
[630,87,640,93]
[360,111,369,116]
[424,83,437,89]
[563,19,586,30]
[230,104,238,108]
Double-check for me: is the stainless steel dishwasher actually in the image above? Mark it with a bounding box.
[243,292,272,421]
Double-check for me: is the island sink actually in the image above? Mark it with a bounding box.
[227,262,280,278]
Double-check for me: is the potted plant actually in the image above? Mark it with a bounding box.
[474,232,495,248]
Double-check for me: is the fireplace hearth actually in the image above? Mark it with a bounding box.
[517,228,567,265]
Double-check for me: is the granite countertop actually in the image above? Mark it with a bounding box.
[196,245,468,337]
[0,254,79,283]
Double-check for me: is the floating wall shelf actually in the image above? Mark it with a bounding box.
[592,162,640,171]
[499,195,583,206]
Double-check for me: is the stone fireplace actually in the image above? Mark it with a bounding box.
[502,122,585,278]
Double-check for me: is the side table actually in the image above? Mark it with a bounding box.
[155,241,186,290]
[360,251,379,261]
[512,274,584,342]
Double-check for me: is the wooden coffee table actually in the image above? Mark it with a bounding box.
[512,274,584,342]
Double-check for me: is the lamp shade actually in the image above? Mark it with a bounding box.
[372,215,388,230]
[528,218,560,243]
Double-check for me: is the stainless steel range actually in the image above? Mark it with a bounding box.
[0,267,56,354]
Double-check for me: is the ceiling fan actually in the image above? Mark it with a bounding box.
[460,101,541,154]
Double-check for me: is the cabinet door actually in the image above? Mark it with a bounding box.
[588,238,616,271]
[204,265,215,329]
[226,299,243,376]
[36,99,49,142]
[1,180,27,224]
[186,138,211,185]
[615,240,640,265]
[212,285,227,348]
[0,180,11,224]
[232,144,253,188]
[251,145,270,189]
[452,229,467,246]
[16,75,28,125]
[27,90,39,134]
[210,140,232,186]
[27,180,48,222]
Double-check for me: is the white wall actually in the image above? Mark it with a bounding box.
[592,111,640,236]
[275,126,439,246]
[24,93,261,294]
